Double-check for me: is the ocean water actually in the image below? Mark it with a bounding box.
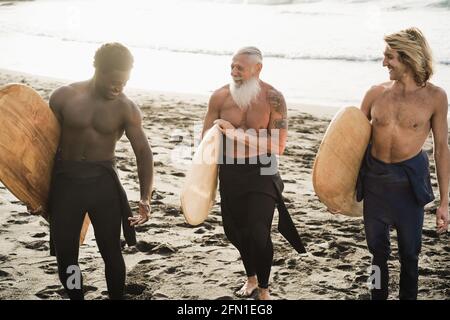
[0,0,449,108]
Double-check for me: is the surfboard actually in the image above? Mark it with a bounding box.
[312,106,371,217]
[0,83,90,244]
[180,124,221,226]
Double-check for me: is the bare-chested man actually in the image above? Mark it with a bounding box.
[47,43,154,299]
[358,28,449,300]
[202,47,305,300]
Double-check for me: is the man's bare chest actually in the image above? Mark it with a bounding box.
[371,94,432,130]
[220,97,271,130]
[62,98,124,134]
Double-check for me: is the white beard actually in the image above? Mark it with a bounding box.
[229,77,261,110]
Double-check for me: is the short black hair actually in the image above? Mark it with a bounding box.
[93,42,134,72]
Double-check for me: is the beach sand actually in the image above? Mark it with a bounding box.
[0,69,448,300]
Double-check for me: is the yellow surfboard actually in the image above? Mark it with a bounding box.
[0,83,90,244]
[180,124,221,226]
[312,106,371,217]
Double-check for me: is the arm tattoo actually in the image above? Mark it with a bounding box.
[267,89,287,117]
[273,118,288,129]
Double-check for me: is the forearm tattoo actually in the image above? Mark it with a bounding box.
[273,118,288,129]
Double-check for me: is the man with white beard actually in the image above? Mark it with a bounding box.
[201,47,305,300]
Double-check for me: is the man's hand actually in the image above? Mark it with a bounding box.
[214,119,248,145]
[214,119,235,131]
[436,205,449,234]
[128,200,150,227]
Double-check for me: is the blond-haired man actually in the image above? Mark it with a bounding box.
[358,27,449,299]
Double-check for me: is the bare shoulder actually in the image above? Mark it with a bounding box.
[50,81,90,100]
[120,95,142,119]
[49,84,79,110]
[209,85,229,110]
[264,83,286,113]
[263,83,286,107]
[211,85,229,101]
[362,81,391,106]
[263,82,283,96]
[426,83,448,114]
[50,83,78,99]
[368,81,392,99]
[426,83,447,100]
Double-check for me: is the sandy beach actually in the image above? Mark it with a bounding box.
[0,68,448,300]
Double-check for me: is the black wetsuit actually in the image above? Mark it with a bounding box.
[219,149,305,289]
[357,145,434,300]
[48,158,136,300]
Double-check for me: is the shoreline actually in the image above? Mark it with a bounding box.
[0,68,340,119]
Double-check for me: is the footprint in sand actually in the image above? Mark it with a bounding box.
[39,262,59,275]
[171,172,186,177]
[31,232,47,238]
[272,258,285,266]
[134,224,152,233]
[202,222,214,230]
[165,266,178,274]
[152,244,177,255]
[0,270,11,278]
[422,228,438,238]
[136,241,177,255]
[164,206,181,216]
[125,283,147,296]
[35,285,66,299]
[136,240,157,253]
[176,222,195,228]
[194,228,208,234]
[152,292,169,299]
[151,190,166,200]
[419,267,450,277]
[335,264,354,271]
[36,285,97,299]
[214,296,234,300]
[198,234,228,247]
[310,249,328,258]
[136,259,153,265]
[22,240,49,251]
[6,218,29,225]
[353,274,368,284]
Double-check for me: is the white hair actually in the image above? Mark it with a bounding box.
[233,46,263,64]
[229,77,261,110]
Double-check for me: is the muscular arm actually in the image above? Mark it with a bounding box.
[125,101,154,203]
[201,90,222,138]
[431,90,449,231]
[266,88,288,155]
[49,85,73,125]
[360,85,384,121]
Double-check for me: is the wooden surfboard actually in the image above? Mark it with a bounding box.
[312,106,371,217]
[180,124,221,226]
[0,83,90,244]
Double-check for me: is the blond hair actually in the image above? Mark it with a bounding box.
[384,27,433,86]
